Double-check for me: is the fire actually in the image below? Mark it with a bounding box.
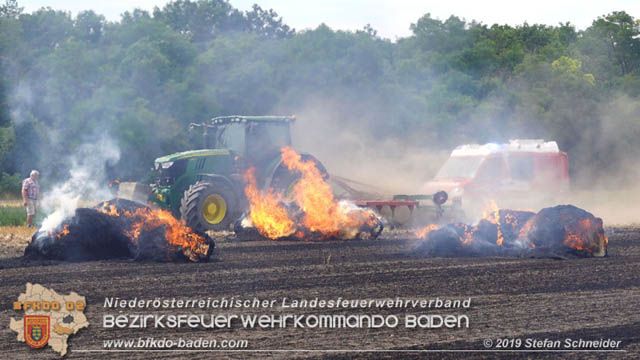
[242,147,380,240]
[281,147,375,237]
[415,224,439,238]
[100,203,121,216]
[563,231,585,251]
[417,201,505,245]
[128,208,209,257]
[416,203,607,257]
[97,203,210,261]
[243,167,296,239]
[461,224,474,244]
[562,218,608,254]
[482,200,504,245]
[56,224,70,239]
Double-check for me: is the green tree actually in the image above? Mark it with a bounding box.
[1,2,639,189]
[0,0,22,18]
[590,11,640,75]
[74,10,105,43]
[244,4,293,38]
[152,0,244,42]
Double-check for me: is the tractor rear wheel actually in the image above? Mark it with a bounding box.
[180,181,237,232]
[270,156,328,199]
[271,170,300,200]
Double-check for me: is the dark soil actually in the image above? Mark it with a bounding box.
[0,227,638,359]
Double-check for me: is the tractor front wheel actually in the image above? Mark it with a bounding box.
[180,181,237,232]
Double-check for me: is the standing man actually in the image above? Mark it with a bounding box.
[22,170,40,228]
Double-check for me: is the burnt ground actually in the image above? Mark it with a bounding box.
[0,227,638,359]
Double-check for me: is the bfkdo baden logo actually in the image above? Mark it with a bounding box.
[24,315,50,348]
[10,283,89,356]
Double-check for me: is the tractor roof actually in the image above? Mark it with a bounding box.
[155,149,230,163]
[209,115,296,125]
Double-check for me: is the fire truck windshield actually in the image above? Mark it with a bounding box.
[435,156,484,179]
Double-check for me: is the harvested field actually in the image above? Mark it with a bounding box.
[0,226,638,359]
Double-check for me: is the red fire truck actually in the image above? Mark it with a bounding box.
[420,139,570,214]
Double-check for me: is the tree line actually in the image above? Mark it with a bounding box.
[1,0,639,194]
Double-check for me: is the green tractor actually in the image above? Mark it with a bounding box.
[143,115,326,232]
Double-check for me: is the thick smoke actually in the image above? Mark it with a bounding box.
[287,96,449,195]
[37,136,120,234]
[565,94,640,224]
[9,81,36,127]
[283,87,640,225]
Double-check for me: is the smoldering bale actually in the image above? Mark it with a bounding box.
[524,205,607,257]
[133,225,216,262]
[25,208,134,261]
[498,209,535,247]
[95,198,149,227]
[415,221,522,257]
[414,225,464,256]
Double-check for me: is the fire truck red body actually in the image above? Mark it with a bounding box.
[420,139,569,212]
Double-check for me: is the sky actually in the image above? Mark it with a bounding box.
[18,0,640,39]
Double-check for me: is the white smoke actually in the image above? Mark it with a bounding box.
[37,136,120,234]
[9,81,36,127]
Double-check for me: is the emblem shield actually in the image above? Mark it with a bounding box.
[24,315,50,348]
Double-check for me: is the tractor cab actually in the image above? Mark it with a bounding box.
[142,115,325,232]
[193,116,294,164]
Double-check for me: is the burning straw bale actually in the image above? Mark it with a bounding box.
[415,205,607,258]
[525,205,607,257]
[234,206,384,242]
[236,147,384,241]
[25,199,214,262]
[25,208,132,261]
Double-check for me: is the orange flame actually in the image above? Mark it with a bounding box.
[562,218,608,254]
[481,200,504,245]
[101,203,121,216]
[56,224,70,239]
[242,147,378,240]
[419,202,606,255]
[281,146,376,238]
[563,231,585,251]
[462,225,474,244]
[97,204,210,261]
[243,167,296,239]
[415,224,439,238]
[130,208,208,254]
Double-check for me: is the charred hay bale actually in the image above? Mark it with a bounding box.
[25,208,134,261]
[99,198,214,262]
[233,214,270,241]
[415,222,507,257]
[472,210,536,247]
[97,198,147,212]
[94,198,148,227]
[474,219,498,244]
[413,206,605,258]
[498,209,535,246]
[25,199,215,262]
[133,226,211,262]
[457,221,506,256]
[133,226,171,261]
[524,205,607,257]
[415,223,501,257]
[414,226,463,256]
